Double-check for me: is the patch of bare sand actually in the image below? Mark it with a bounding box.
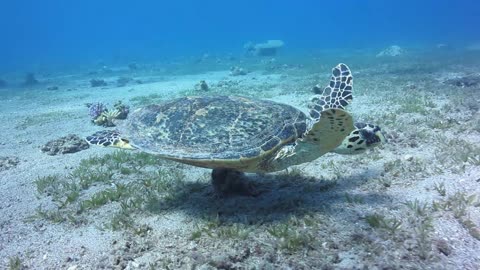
[1,57,479,269]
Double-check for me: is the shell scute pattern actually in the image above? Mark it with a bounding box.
[121,96,308,160]
[309,63,353,119]
[86,130,124,147]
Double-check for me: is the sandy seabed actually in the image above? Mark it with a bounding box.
[0,50,479,269]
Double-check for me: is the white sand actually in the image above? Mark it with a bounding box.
[1,54,479,269]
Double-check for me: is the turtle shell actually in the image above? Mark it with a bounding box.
[118,96,308,169]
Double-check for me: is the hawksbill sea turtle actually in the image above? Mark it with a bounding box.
[86,63,386,195]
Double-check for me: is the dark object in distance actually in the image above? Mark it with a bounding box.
[444,75,480,88]
[41,134,90,155]
[0,79,7,88]
[47,86,59,90]
[199,80,209,91]
[90,79,107,87]
[244,40,284,57]
[116,77,132,87]
[230,66,247,76]
[24,73,38,86]
[128,63,138,70]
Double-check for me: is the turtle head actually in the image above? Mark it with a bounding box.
[85,130,136,150]
[333,123,386,155]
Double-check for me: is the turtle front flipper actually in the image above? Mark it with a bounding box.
[303,63,355,151]
[303,108,355,156]
[266,108,355,172]
[309,63,353,119]
[85,130,136,149]
[265,64,356,172]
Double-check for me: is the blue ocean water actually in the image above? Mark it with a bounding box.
[0,0,479,71]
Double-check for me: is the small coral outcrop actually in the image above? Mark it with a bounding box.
[116,77,132,87]
[230,66,247,76]
[87,102,108,120]
[113,100,130,119]
[244,40,285,56]
[0,156,20,172]
[444,75,480,88]
[86,101,130,127]
[376,45,405,57]
[24,72,39,86]
[195,80,209,91]
[90,79,107,87]
[128,63,138,70]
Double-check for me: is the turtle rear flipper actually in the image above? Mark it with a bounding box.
[86,130,135,149]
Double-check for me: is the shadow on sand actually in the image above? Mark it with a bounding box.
[148,169,391,225]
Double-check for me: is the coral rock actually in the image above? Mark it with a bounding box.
[116,77,132,87]
[245,40,285,56]
[444,75,480,88]
[0,156,20,172]
[376,45,405,57]
[87,102,108,120]
[0,79,7,88]
[24,72,39,86]
[195,80,209,91]
[41,134,89,155]
[230,66,247,76]
[90,79,107,87]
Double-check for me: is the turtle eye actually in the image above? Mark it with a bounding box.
[359,129,377,146]
[354,122,367,129]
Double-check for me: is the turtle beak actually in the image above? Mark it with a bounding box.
[377,129,388,145]
[113,138,136,150]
